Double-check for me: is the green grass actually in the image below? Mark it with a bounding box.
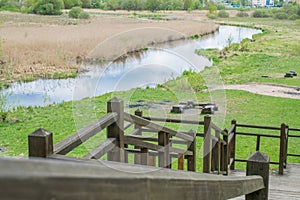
[194,18,300,88]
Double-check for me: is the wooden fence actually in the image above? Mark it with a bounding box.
[28,97,299,176]
[26,97,300,199]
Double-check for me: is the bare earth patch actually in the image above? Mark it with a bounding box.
[223,82,300,100]
[0,10,217,82]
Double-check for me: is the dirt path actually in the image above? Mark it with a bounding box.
[0,10,217,82]
[223,82,300,100]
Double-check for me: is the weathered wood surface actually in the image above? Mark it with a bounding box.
[83,138,117,159]
[230,164,300,200]
[0,158,264,200]
[54,112,118,155]
[124,112,194,142]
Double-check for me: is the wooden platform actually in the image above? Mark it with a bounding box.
[230,164,300,199]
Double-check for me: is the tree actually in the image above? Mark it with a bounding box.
[32,0,64,15]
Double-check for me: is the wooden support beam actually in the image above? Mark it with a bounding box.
[158,131,171,168]
[107,98,125,162]
[187,130,196,172]
[203,115,211,173]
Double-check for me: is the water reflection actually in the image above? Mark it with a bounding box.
[3,26,261,107]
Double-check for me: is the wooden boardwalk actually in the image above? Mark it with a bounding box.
[230,164,300,200]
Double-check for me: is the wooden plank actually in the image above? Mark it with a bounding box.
[54,112,118,155]
[211,123,222,132]
[125,135,188,145]
[83,138,116,159]
[124,136,192,156]
[142,116,204,125]
[236,123,280,130]
[0,158,265,200]
[124,112,194,142]
[236,132,280,138]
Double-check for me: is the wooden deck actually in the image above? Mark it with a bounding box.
[230,164,300,199]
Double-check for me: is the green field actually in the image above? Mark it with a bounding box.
[1,15,300,171]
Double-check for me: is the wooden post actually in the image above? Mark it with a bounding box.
[246,151,270,200]
[211,130,220,172]
[222,129,228,175]
[203,115,211,173]
[178,154,184,170]
[158,131,170,168]
[107,97,124,162]
[134,109,143,164]
[256,135,261,151]
[230,119,237,170]
[140,148,148,166]
[148,155,156,167]
[284,125,289,168]
[28,128,53,158]
[279,123,286,175]
[187,130,196,172]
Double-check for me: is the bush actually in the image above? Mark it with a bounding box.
[216,4,226,10]
[32,0,64,15]
[288,14,299,20]
[252,10,270,18]
[206,13,217,19]
[274,12,288,19]
[68,6,90,19]
[68,6,82,18]
[236,12,249,17]
[78,11,90,19]
[218,10,229,18]
[63,0,82,9]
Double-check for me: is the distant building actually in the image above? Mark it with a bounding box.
[252,0,274,7]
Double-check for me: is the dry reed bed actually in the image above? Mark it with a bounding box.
[0,10,217,82]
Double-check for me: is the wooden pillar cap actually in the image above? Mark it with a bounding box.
[29,128,52,137]
[248,151,270,163]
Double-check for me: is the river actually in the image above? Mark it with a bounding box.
[2,26,261,108]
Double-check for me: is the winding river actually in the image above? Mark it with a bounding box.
[3,26,261,108]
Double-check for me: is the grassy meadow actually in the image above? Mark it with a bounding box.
[1,14,300,171]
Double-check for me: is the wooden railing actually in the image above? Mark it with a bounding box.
[224,120,299,175]
[26,97,285,199]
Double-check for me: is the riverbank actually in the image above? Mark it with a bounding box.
[0,10,218,83]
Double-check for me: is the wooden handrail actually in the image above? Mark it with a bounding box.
[236,123,280,130]
[124,136,193,156]
[0,158,265,200]
[83,138,117,159]
[124,112,194,142]
[54,112,118,155]
[236,132,280,138]
[142,116,204,125]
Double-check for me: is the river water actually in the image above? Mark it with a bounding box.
[3,26,261,108]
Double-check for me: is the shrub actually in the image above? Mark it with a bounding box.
[218,10,229,18]
[252,10,270,18]
[63,0,82,9]
[32,0,64,15]
[288,14,299,20]
[78,11,90,19]
[206,13,217,19]
[68,6,82,18]
[68,6,90,19]
[274,12,288,19]
[236,12,249,17]
[216,4,226,10]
